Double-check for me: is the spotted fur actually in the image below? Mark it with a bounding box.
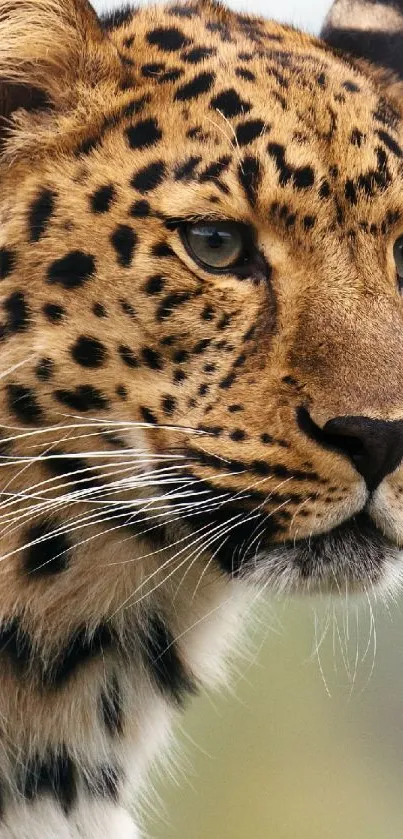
[0,0,402,835]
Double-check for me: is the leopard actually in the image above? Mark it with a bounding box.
[0,0,402,835]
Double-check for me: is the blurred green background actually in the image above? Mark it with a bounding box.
[95,2,403,836]
[145,598,403,838]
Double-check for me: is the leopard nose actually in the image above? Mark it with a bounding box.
[298,409,403,491]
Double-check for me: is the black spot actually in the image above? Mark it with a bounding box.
[145,275,165,295]
[43,302,65,323]
[124,35,135,48]
[119,345,139,368]
[236,119,266,146]
[140,613,196,705]
[126,118,162,150]
[350,128,364,147]
[342,80,360,92]
[147,26,190,52]
[47,251,96,289]
[157,291,190,320]
[140,406,158,424]
[101,5,134,30]
[373,98,400,130]
[110,225,137,268]
[152,242,174,257]
[54,386,109,412]
[101,675,123,736]
[174,155,202,180]
[238,156,261,207]
[193,338,211,354]
[116,384,127,400]
[71,336,108,369]
[131,161,166,193]
[236,67,255,81]
[201,305,214,321]
[219,373,236,389]
[199,155,231,185]
[174,369,186,383]
[294,167,315,189]
[319,180,331,198]
[303,215,316,230]
[90,184,116,214]
[173,349,189,363]
[267,143,314,190]
[228,403,243,412]
[24,521,70,576]
[182,46,216,63]
[376,129,402,158]
[36,358,54,381]
[174,72,215,101]
[0,248,17,280]
[130,199,151,217]
[28,189,56,242]
[162,394,176,414]
[169,4,198,17]
[119,298,136,318]
[93,302,107,318]
[4,291,30,333]
[142,346,163,370]
[50,624,115,686]
[141,62,166,77]
[18,749,77,813]
[158,68,184,83]
[230,429,246,441]
[206,20,232,42]
[210,88,251,118]
[84,764,120,801]
[7,384,43,425]
[0,619,32,673]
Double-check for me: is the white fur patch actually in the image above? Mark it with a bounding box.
[325,0,403,32]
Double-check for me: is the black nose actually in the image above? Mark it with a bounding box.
[298,409,403,491]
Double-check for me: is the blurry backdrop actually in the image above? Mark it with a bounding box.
[94,2,403,837]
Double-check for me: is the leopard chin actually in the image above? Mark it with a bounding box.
[249,511,402,595]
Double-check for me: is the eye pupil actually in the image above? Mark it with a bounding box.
[182,221,247,271]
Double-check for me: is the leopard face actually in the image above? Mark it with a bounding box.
[1,0,403,606]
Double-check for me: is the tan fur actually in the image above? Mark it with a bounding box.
[0,0,402,836]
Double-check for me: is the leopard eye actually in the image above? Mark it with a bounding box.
[394,235,403,288]
[181,221,248,272]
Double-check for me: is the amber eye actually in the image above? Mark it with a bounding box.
[394,235,403,288]
[182,221,248,271]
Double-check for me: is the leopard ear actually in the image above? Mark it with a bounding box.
[0,0,121,154]
[321,0,403,83]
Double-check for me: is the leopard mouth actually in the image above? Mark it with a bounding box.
[243,512,401,593]
[173,482,400,591]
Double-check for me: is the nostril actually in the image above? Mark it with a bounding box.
[296,407,366,460]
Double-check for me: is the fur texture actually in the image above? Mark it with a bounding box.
[0,0,402,835]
